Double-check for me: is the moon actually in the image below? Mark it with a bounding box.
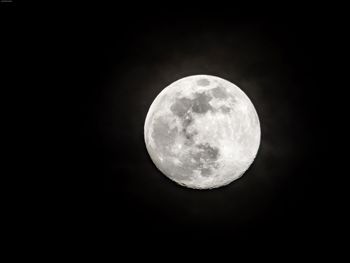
[144,75,260,189]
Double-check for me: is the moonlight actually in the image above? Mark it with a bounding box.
[144,75,260,189]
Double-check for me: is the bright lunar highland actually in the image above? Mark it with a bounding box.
[144,75,260,189]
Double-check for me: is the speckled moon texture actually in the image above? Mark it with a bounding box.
[144,75,260,189]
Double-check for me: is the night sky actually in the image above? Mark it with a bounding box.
[71,6,335,246]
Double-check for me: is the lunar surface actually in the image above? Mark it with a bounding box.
[144,75,260,189]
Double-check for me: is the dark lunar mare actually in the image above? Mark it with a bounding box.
[170,97,192,117]
[151,116,178,155]
[192,143,220,176]
[191,92,213,114]
[168,93,222,177]
[211,85,228,99]
[197,78,210,86]
[170,93,213,145]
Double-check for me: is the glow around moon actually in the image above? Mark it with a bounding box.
[144,75,260,189]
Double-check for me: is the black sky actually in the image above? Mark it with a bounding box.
[68,6,337,246]
[1,1,344,256]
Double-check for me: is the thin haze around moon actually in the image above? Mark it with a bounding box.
[144,75,260,189]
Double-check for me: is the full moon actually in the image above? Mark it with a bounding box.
[144,75,260,189]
